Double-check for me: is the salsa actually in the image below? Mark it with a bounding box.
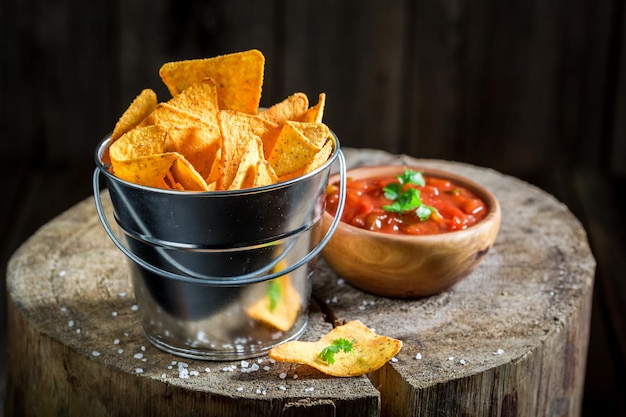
[326,171,488,235]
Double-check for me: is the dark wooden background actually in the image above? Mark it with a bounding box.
[1,0,625,415]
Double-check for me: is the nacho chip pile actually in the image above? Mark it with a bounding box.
[269,320,403,377]
[105,49,333,191]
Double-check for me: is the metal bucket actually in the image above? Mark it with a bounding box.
[93,134,346,360]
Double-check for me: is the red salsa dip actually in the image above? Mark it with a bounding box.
[326,170,488,235]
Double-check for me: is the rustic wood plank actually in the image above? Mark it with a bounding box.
[571,170,626,363]
[282,0,407,152]
[609,0,626,177]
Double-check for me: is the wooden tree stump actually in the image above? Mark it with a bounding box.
[5,148,595,417]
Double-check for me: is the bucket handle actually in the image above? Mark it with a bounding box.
[93,149,347,286]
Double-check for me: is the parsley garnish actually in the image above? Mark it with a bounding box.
[319,338,356,364]
[268,280,282,312]
[382,169,438,220]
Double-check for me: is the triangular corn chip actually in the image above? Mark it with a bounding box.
[298,93,326,123]
[159,49,264,114]
[219,110,276,189]
[247,274,301,331]
[267,121,321,177]
[269,320,402,377]
[111,89,158,142]
[290,121,332,148]
[258,92,309,125]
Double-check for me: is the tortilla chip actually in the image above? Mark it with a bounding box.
[112,152,208,191]
[290,121,332,148]
[304,140,333,174]
[247,274,301,331]
[267,121,321,177]
[269,320,402,377]
[219,110,276,189]
[109,125,167,162]
[111,89,158,141]
[159,49,264,114]
[165,78,220,125]
[138,102,221,179]
[298,93,326,123]
[253,159,278,187]
[258,92,309,125]
[228,135,264,190]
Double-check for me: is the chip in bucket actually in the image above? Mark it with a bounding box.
[269,320,402,377]
[105,49,333,192]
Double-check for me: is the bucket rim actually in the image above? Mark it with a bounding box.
[94,130,342,196]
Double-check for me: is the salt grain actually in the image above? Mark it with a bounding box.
[59,270,67,277]
[279,372,287,379]
[111,311,118,317]
[134,353,144,360]
[305,387,315,392]
[493,348,504,355]
[118,349,124,354]
[135,368,143,374]
[415,353,422,360]
[391,357,398,363]
[113,338,120,344]
[131,304,139,311]
[68,320,75,327]
[91,351,100,357]
[459,359,466,365]
[119,292,127,297]
[448,356,454,361]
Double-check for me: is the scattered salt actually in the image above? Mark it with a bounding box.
[118,349,124,354]
[59,270,67,277]
[236,387,244,392]
[279,385,286,390]
[459,359,466,365]
[119,291,127,297]
[448,356,454,361]
[91,351,100,357]
[60,306,68,313]
[135,368,143,374]
[415,353,422,360]
[305,387,315,392]
[161,373,167,379]
[279,372,287,379]
[68,320,75,328]
[111,311,118,317]
[131,304,139,311]
[391,357,398,363]
[75,328,81,333]
[134,353,144,360]
[113,339,120,345]
[493,348,504,355]
[205,368,211,373]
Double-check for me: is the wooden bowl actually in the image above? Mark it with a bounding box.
[321,165,501,298]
